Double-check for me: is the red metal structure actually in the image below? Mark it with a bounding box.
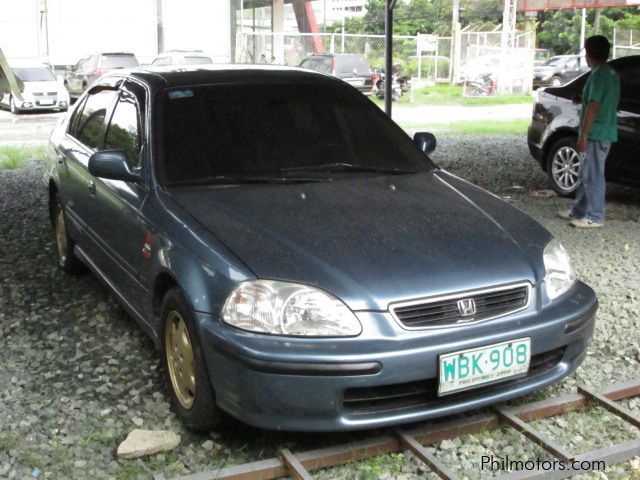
[291,0,324,53]
[517,0,640,12]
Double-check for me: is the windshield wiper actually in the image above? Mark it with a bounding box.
[166,175,328,187]
[280,163,417,175]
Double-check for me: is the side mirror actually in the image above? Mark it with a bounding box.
[413,132,437,155]
[88,150,141,182]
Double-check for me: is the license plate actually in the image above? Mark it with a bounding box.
[39,99,55,106]
[346,78,364,86]
[438,338,531,395]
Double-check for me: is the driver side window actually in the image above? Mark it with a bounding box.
[104,90,142,169]
[72,90,118,150]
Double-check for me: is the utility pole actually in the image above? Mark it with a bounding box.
[451,0,461,84]
[579,8,586,51]
[499,0,517,93]
[385,0,397,116]
[156,0,164,54]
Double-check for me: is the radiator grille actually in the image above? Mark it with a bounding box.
[391,284,530,329]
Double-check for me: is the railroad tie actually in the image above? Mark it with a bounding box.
[394,429,460,480]
[279,448,313,480]
[577,385,640,428]
[493,406,574,462]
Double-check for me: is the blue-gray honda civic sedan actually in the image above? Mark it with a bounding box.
[45,65,597,432]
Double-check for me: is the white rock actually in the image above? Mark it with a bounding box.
[202,440,214,451]
[117,429,180,459]
[439,439,456,451]
[131,416,144,427]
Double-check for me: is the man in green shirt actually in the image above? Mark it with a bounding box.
[558,35,620,228]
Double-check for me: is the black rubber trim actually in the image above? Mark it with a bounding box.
[212,341,381,376]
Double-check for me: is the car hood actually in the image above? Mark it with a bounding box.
[23,80,63,93]
[170,171,551,310]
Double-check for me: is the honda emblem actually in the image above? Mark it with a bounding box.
[457,298,476,317]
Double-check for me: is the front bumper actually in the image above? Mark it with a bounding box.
[199,281,596,431]
[14,99,68,111]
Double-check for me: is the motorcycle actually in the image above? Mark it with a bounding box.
[463,73,496,97]
[373,64,410,101]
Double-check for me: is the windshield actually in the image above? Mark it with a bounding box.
[13,67,56,82]
[545,57,567,67]
[158,82,434,186]
[184,56,213,65]
[100,55,138,69]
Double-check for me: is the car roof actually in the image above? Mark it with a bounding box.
[609,54,640,67]
[104,64,343,91]
[9,59,51,68]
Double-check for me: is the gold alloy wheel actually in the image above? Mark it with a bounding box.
[165,311,196,409]
[55,208,67,265]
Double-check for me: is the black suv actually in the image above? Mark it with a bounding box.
[533,55,589,89]
[299,54,374,95]
[528,55,640,196]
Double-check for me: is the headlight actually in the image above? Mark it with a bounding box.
[221,280,362,337]
[543,239,576,300]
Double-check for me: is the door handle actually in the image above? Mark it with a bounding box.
[88,181,96,195]
[57,154,65,165]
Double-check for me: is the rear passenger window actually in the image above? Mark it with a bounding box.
[104,91,142,168]
[74,90,118,150]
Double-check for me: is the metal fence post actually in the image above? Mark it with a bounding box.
[417,35,422,81]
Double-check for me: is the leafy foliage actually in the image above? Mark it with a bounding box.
[324,0,640,56]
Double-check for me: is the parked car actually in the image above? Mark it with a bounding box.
[299,53,374,95]
[150,50,213,66]
[0,60,70,113]
[528,55,639,196]
[46,65,596,432]
[532,55,589,89]
[64,52,139,97]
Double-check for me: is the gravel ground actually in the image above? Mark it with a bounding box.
[1,135,638,480]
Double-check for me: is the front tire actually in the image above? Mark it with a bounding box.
[551,76,562,87]
[161,288,220,431]
[10,96,18,114]
[546,137,581,197]
[53,199,84,274]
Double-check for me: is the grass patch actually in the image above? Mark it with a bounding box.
[0,145,47,170]
[401,118,529,136]
[371,84,533,107]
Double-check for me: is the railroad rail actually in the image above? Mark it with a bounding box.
[155,379,640,480]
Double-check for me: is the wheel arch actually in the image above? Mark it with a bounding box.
[542,127,578,172]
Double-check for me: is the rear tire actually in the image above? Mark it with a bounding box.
[161,287,221,432]
[551,76,562,87]
[52,198,84,274]
[546,137,581,197]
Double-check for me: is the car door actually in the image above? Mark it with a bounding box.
[56,86,119,259]
[610,60,640,183]
[87,79,151,313]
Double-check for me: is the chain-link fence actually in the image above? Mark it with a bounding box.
[613,29,640,58]
[460,30,534,94]
[236,32,451,83]
[236,30,532,92]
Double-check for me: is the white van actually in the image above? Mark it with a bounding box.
[0,60,70,114]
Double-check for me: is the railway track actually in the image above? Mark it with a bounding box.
[155,379,640,480]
